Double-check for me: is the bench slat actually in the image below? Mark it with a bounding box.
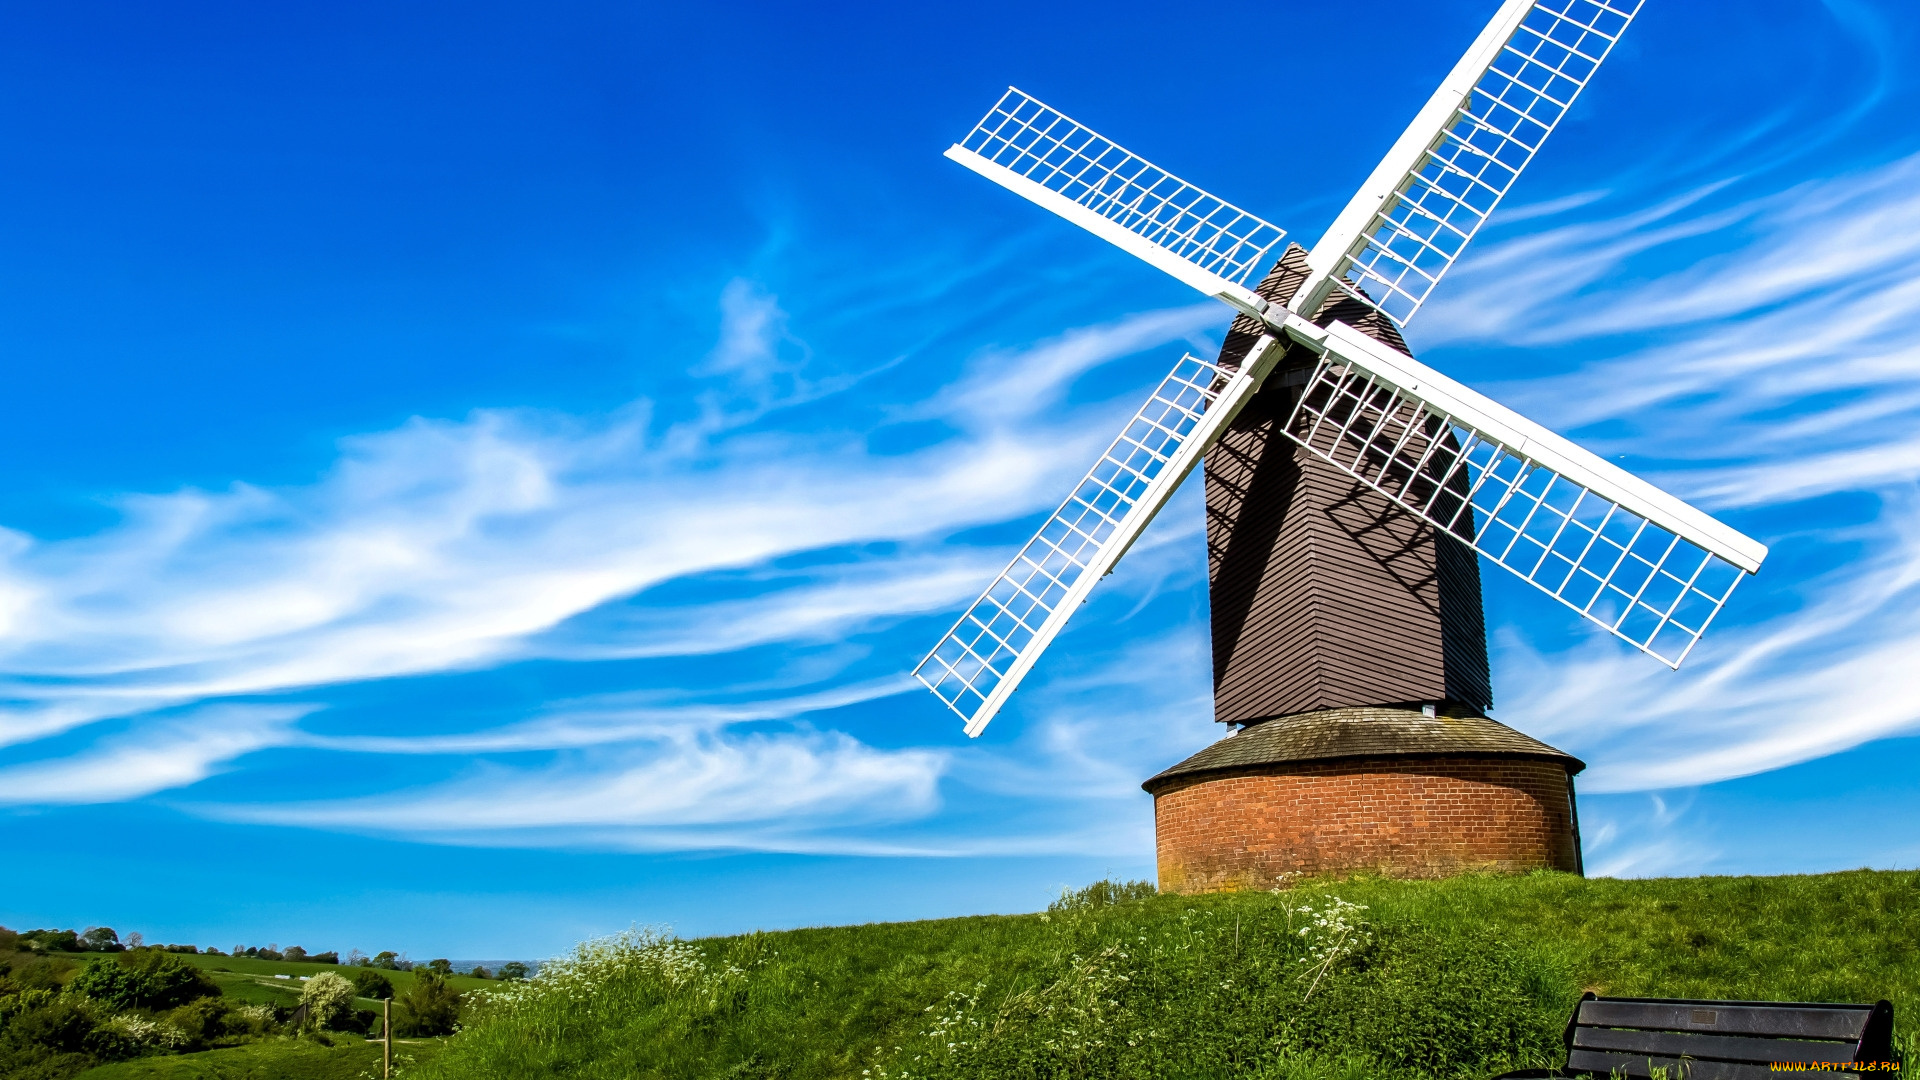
[1566,1049,1867,1080]
[1579,1000,1871,1040]
[1574,1026,1865,1065]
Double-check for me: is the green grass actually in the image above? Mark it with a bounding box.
[21,871,1919,1080]
[414,869,1918,1080]
[72,1038,446,1080]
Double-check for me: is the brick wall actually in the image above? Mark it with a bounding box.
[1151,756,1580,894]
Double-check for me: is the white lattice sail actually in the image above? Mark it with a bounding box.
[1284,322,1766,667]
[1306,0,1644,325]
[946,88,1286,317]
[915,351,1256,735]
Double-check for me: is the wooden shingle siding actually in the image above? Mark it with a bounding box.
[1204,247,1492,723]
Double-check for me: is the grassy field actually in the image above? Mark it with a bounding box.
[165,953,493,1014]
[418,869,1917,1080]
[73,1038,447,1080]
[17,870,1919,1080]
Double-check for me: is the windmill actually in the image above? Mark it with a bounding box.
[913,0,1768,887]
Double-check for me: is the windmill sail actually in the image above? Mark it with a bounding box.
[922,0,1757,732]
[916,340,1285,735]
[1298,0,1644,324]
[1288,321,1766,667]
[945,88,1287,319]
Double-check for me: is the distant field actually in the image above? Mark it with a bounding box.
[169,952,494,1011]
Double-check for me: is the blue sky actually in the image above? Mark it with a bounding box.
[2,0,1918,959]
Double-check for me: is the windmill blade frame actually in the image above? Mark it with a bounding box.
[945,88,1287,319]
[916,336,1291,735]
[1286,320,1765,667]
[1296,0,1644,325]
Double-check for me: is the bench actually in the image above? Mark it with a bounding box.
[1499,994,1896,1079]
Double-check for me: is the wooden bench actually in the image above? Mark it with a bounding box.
[1498,994,1896,1079]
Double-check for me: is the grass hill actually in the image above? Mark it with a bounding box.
[419,869,1917,1080]
[18,869,1917,1080]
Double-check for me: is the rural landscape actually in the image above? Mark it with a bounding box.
[3,872,1914,1078]
[4,0,1919,1077]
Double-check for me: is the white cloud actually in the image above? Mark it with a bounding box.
[0,298,1211,757]
[0,705,309,804]
[1456,149,1920,792]
[301,677,917,756]
[214,724,946,854]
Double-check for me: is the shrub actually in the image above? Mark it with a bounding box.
[467,966,491,980]
[396,971,462,1037]
[299,971,358,1032]
[0,994,144,1074]
[67,950,221,1011]
[1047,879,1158,914]
[165,996,237,1049]
[351,969,395,1000]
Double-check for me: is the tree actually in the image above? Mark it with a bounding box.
[426,958,453,976]
[299,972,357,1031]
[24,929,81,952]
[496,961,529,981]
[370,951,402,970]
[80,927,123,953]
[307,951,339,964]
[466,966,491,979]
[395,971,461,1037]
[345,949,367,967]
[282,945,308,963]
[66,951,219,1012]
[350,969,394,1000]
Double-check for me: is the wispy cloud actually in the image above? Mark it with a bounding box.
[1438,149,1920,794]
[213,724,946,854]
[0,280,1224,855]
[0,298,1209,753]
[0,705,310,804]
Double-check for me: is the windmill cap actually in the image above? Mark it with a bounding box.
[1143,706,1585,794]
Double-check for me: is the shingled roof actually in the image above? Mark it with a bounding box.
[1142,706,1584,794]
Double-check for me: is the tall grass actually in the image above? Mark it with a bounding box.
[416,870,1919,1080]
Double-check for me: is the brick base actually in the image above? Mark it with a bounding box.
[1150,756,1580,894]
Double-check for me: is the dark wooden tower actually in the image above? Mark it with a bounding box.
[1208,246,1492,720]
[1144,246,1584,892]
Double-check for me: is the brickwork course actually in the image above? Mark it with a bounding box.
[1143,707,1585,894]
